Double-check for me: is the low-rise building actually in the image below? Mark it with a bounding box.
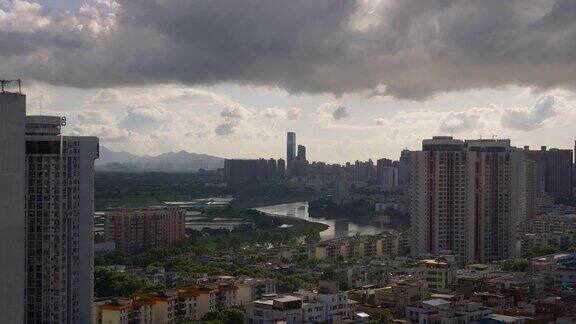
[245,295,304,324]
[315,281,348,322]
[99,297,156,324]
[423,259,457,293]
[531,252,576,289]
[236,278,277,306]
[406,299,491,324]
[348,278,425,317]
[245,281,349,324]
[470,292,514,311]
[148,293,177,324]
[172,286,217,321]
[479,314,526,323]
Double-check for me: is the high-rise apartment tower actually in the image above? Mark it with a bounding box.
[411,137,527,263]
[25,116,99,323]
[0,90,26,323]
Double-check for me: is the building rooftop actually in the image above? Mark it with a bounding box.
[422,299,451,307]
[355,312,370,318]
[274,295,302,303]
[482,314,526,323]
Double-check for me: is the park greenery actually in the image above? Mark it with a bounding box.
[521,245,559,259]
[499,259,531,272]
[200,309,245,324]
[175,308,245,324]
[94,207,329,295]
[94,268,164,298]
[95,171,320,210]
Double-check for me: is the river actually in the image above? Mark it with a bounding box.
[255,201,384,241]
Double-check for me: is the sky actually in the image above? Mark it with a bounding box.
[1,0,576,163]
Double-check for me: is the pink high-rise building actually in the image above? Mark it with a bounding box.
[410,137,528,263]
[105,206,186,252]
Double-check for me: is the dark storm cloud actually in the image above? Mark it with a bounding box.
[332,106,350,120]
[2,0,576,99]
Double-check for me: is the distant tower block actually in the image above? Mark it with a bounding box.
[287,132,296,174]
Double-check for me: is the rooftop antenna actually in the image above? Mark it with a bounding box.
[0,79,21,94]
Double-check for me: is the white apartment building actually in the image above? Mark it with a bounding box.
[245,281,348,324]
[531,252,576,289]
[25,115,99,323]
[245,293,346,324]
[406,299,492,324]
[302,300,326,323]
[245,295,303,324]
[411,137,527,264]
[237,278,277,306]
[0,90,26,323]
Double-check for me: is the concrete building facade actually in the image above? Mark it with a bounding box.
[410,136,477,263]
[287,132,296,175]
[0,91,26,323]
[25,115,99,323]
[466,139,526,262]
[104,206,185,253]
[411,137,527,263]
[525,146,574,200]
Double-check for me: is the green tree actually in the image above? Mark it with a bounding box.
[500,259,530,272]
[94,268,163,298]
[201,308,245,324]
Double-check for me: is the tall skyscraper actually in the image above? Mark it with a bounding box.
[545,148,573,199]
[224,159,258,184]
[380,167,398,191]
[376,158,392,186]
[398,149,411,188]
[525,159,537,218]
[411,136,527,263]
[411,137,476,263]
[525,146,573,200]
[25,116,99,323]
[524,146,547,196]
[466,139,526,262]
[287,132,296,175]
[0,89,26,323]
[297,144,306,161]
[224,158,279,183]
[267,158,278,181]
[277,158,286,179]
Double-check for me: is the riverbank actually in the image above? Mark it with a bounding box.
[230,193,323,210]
[308,198,374,226]
[308,198,410,229]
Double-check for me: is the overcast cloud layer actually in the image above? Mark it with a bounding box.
[1,0,576,99]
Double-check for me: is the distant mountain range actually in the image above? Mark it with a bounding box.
[96,146,224,172]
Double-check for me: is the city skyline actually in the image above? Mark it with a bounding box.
[3,1,576,323]
[1,1,576,163]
